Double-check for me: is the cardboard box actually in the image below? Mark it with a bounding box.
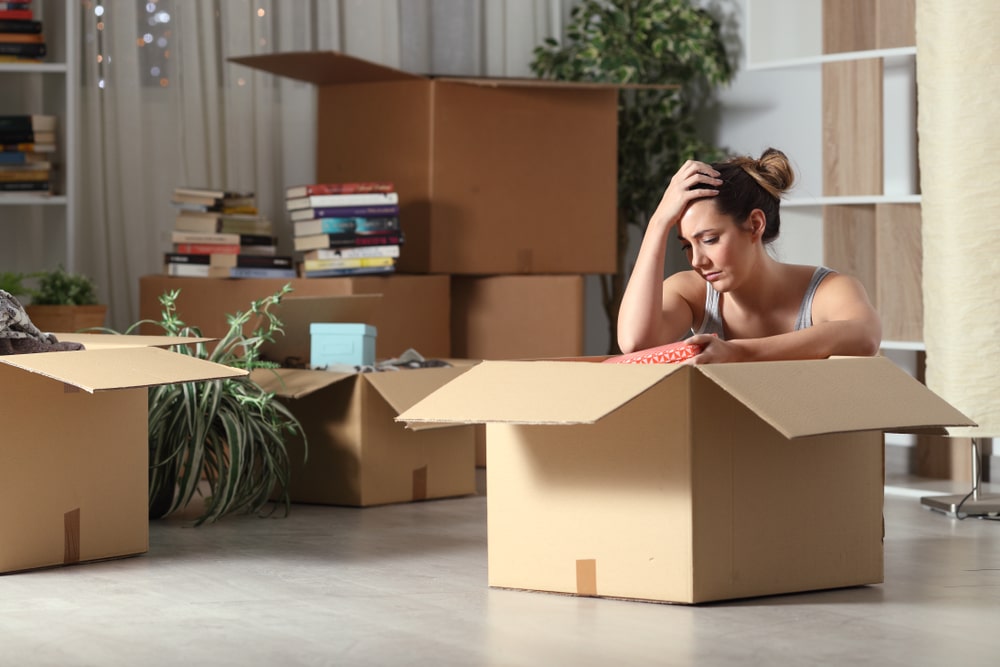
[139,274,451,360]
[399,357,974,604]
[253,364,478,507]
[229,51,620,275]
[451,275,585,360]
[310,322,376,367]
[0,334,246,573]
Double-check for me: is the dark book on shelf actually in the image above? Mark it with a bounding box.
[289,204,399,222]
[293,231,405,252]
[0,130,55,145]
[0,180,49,192]
[293,216,399,237]
[0,19,41,33]
[0,115,56,132]
[0,41,44,57]
[165,253,293,269]
[302,264,396,279]
[0,150,50,165]
[1,142,55,152]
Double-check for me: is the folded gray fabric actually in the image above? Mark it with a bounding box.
[0,289,84,354]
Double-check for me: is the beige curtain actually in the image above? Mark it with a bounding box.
[77,0,571,329]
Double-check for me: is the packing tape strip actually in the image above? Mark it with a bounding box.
[576,558,597,597]
[64,508,80,564]
[412,465,428,501]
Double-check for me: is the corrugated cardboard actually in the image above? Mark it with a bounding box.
[253,364,477,507]
[398,357,974,604]
[451,275,585,360]
[0,336,246,574]
[228,51,622,275]
[139,274,451,359]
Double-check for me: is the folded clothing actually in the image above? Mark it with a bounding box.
[0,289,84,355]
[602,340,704,365]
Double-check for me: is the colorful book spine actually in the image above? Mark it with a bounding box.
[302,265,395,278]
[0,142,54,152]
[293,216,399,237]
[173,243,240,255]
[0,9,32,21]
[302,256,395,273]
[304,244,401,261]
[294,232,405,252]
[289,204,400,222]
[285,181,394,199]
[0,32,43,43]
[228,267,297,279]
[285,191,399,211]
[170,230,241,245]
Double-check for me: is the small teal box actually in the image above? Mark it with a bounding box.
[310,322,377,367]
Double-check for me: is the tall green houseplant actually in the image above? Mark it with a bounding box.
[531,0,734,352]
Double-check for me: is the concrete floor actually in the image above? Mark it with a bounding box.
[1,474,999,666]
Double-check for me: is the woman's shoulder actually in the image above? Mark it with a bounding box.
[664,269,707,298]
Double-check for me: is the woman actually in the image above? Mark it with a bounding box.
[617,148,881,362]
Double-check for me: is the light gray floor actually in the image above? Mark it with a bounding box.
[2,473,999,666]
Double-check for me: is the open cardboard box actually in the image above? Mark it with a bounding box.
[228,51,669,275]
[0,333,246,574]
[398,356,974,604]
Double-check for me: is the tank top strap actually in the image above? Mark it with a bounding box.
[694,281,726,339]
[794,266,836,331]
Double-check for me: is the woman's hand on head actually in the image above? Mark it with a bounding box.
[650,160,723,231]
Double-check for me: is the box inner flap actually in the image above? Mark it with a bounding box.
[250,367,355,399]
[56,333,215,349]
[364,365,476,416]
[262,294,382,366]
[0,346,247,392]
[229,51,421,85]
[397,360,681,425]
[698,357,976,439]
[433,76,678,91]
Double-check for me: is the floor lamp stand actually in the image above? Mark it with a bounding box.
[921,437,1000,517]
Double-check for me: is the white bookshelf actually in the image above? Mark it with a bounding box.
[0,0,78,273]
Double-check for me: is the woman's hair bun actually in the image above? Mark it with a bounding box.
[733,147,794,200]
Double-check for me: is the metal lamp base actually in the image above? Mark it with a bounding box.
[920,437,999,518]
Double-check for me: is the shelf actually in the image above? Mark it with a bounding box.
[880,340,925,352]
[0,195,67,206]
[785,194,921,207]
[0,63,68,74]
[747,47,916,71]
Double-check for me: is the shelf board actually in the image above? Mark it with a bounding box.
[880,340,925,352]
[0,195,66,206]
[0,62,68,74]
[746,46,916,71]
[784,194,921,207]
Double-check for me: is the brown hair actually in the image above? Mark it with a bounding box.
[710,147,794,243]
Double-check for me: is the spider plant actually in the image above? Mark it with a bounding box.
[116,284,305,525]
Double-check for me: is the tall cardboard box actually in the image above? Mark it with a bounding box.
[229,51,620,275]
[451,275,585,361]
[139,274,451,359]
[0,335,246,573]
[399,357,974,604]
[253,365,477,507]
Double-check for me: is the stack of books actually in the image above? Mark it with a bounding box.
[0,114,55,196]
[0,1,45,64]
[166,186,295,278]
[286,181,403,278]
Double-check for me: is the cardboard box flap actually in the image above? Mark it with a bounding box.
[261,294,382,366]
[364,365,476,416]
[434,76,678,91]
[55,333,216,349]
[0,346,247,392]
[698,357,976,439]
[250,367,356,399]
[398,360,680,426]
[229,51,421,85]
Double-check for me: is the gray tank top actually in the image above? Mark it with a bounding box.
[693,266,835,340]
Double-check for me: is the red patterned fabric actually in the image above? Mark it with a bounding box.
[602,340,704,365]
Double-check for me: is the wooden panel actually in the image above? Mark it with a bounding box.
[823,205,877,300]
[823,0,877,53]
[876,0,916,49]
[876,203,922,341]
[823,60,883,196]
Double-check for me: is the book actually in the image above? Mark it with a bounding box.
[289,204,399,222]
[165,253,294,269]
[293,216,399,237]
[238,233,277,247]
[0,169,49,182]
[174,212,273,236]
[0,19,41,33]
[0,9,32,20]
[171,186,255,210]
[0,180,49,192]
[302,265,396,278]
[0,130,55,144]
[303,244,401,261]
[0,32,44,43]
[228,266,297,279]
[0,142,54,152]
[293,231,405,252]
[0,115,56,132]
[170,230,241,245]
[0,41,44,57]
[285,191,399,211]
[0,151,50,165]
[173,243,240,255]
[285,181,395,199]
[302,256,395,273]
[165,264,297,279]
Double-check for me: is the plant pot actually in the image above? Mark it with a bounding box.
[25,304,108,333]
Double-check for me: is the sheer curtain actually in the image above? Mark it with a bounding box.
[77,0,575,329]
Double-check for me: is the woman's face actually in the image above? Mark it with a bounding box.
[676,199,757,292]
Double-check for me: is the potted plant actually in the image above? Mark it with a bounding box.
[530,0,734,352]
[21,265,108,332]
[113,284,305,524]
